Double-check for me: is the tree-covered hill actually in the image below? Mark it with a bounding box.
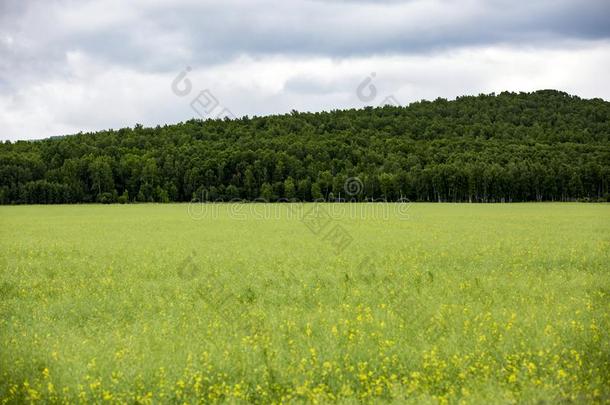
[1,90,609,204]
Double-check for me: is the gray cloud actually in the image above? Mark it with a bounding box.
[0,0,609,140]
[3,0,610,73]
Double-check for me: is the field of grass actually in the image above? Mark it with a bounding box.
[1,203,609,404]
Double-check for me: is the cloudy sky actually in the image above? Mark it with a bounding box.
[1,0,609,141]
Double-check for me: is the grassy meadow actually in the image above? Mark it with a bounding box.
[0,203,609,404]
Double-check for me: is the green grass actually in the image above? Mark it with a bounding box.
[1,203,609,404]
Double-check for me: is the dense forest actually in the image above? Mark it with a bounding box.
[1,90,609,204]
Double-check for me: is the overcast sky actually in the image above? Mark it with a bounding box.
[1,0,609,141]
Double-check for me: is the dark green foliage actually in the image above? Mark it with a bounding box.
[1,90,608,203]
[117,190,129,204]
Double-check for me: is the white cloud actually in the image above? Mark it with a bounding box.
[1,41,609,141]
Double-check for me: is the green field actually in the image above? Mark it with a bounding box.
[1,203,609,404]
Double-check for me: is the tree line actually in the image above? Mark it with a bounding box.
[1,90,609,204]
